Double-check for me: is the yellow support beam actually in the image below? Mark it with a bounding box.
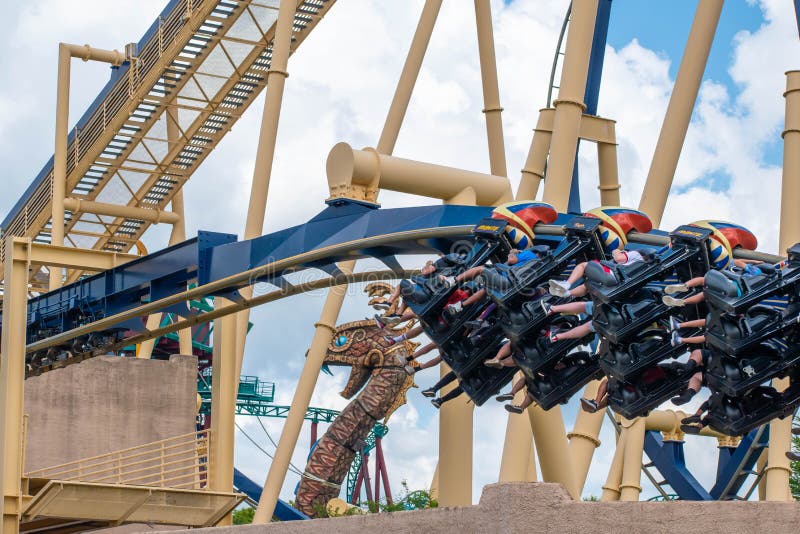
[21,241,137,271]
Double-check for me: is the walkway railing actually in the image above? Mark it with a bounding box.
[25,430,209,490]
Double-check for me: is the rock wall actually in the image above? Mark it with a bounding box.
[24,355,197,472]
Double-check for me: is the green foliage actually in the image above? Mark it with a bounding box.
[582,495,599,501]
[322,481,438,517]
[790,418,800,500]
[232,506,254,524]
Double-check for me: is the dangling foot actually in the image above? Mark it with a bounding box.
[439,275,457,288]
[383,314,403,325]
[792,427,800,436]
[671,388,697,405]
[663,295,686,307]
[669,316,681,332]
[548,327,560,343]
[431,398,443,409]
[504,404,524,414]
[670,331,682,347]
[540,300,553,316]
[383,335,397,346]
[681,414,702,425]
[495,393,514,402]
[665,283,688,295]
[548,279,571,298]
[374,316,387,329]
[484,358,503,369]
[421,388,436,398]
[680,424,702,435]
[786,451,800,462]
[580,398,599,413]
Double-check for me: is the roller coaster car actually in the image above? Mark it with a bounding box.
[606,363,694,419]
[704,243,800,314]
[586,224,716,305]
[482,216,607,304]
[523,351,602,410]
[458,364,518,406]
[513,314,594,374]
[438,316,504,377]
[705,302,800,355]
[500,293,568,343]
[705,380,800,436]
[598,327,692,382]
[704,338,800,397]
[401,218,514,319]
[591,287,670,345]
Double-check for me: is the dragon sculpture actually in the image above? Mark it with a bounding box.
[294,283,419,517]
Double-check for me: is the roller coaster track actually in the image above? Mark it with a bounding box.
[1,0,337,288]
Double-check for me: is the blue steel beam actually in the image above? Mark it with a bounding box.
[567,0,613,214]
[709,426,769,500]
[643,430,712,500]
[795,0,800,38]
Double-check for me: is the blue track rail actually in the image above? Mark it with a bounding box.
[233,467,308,521]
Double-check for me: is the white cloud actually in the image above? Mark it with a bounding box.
[3,0,798,507]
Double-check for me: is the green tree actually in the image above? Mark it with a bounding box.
[232,506,254,524]
[790,418,800,500]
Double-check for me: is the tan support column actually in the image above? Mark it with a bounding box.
[234,0,297,385]
[757,449,767,500]
[430,462,439,500]
[474,0,507,177]
[50,44,124,290]
[600,428,626,501]
[527,405,578,498]
[377,0,442,155]
[568,380,604,494]
[437,363,473,506]
[597,140,621,205]
[253,261,354,523]
[638,0,724,226]
[210,307,237,526]
[618,417,645,501]
[498,375,535,482]
[540,0,598,211]
[0,238,28,534]
[525,444,538,481]
[767,69,800,501]
[517,116,552,201]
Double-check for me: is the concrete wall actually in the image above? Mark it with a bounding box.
[168,483,800,534]
[24,355,198,472]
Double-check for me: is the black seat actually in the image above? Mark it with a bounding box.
[523,351,602,410]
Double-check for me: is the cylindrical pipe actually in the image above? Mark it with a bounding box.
[253,261,354,523]
[619,417,645,501]
[327,142,512,206]
[527,405,578,498]
[541,0,599,211]
[517,120,552,200]
[62,198,181,224]
[377,0,442,155]
[376,437,392,503]
[64,43,124,65]
[600,427,626,501]
[644,409,724,438]
[50,44,72,290]
[597,141,621,205]
[437,362,473,506]
[568,380,604,494]
[757,448,767,501]
[767,71,800,502]
[474,0,508,178]
[638,0,724,227]
[498,373,535,482]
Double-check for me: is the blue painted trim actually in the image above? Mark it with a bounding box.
[567,0,613,214]
[643,430,712,500]
[709,426,769,500]
[795,0,800,39]
[233,467,309,521]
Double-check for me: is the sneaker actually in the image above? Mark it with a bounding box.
[548,280,571,298]
[464,320,484,329]
[665,283,688,295]
[580,398,599,413]
[792,427,800,436]
[540,300,553,316]
[548,327,559,343]
[681,414,702,425]
[670,331,682,347]
[504,404,524,414]
[663,295,686,307]
[786,451,800,462]
[484,358,503,369]
[669,316,681,332]
[680,424,702,435]
[383,315,403,325]
[383,335,397,346]
[374,316,387,329]
[495,393,514,402]
[431,398,443,409]
[671,388,697,405]
[439,275,457,288]
[421,388,436,398]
